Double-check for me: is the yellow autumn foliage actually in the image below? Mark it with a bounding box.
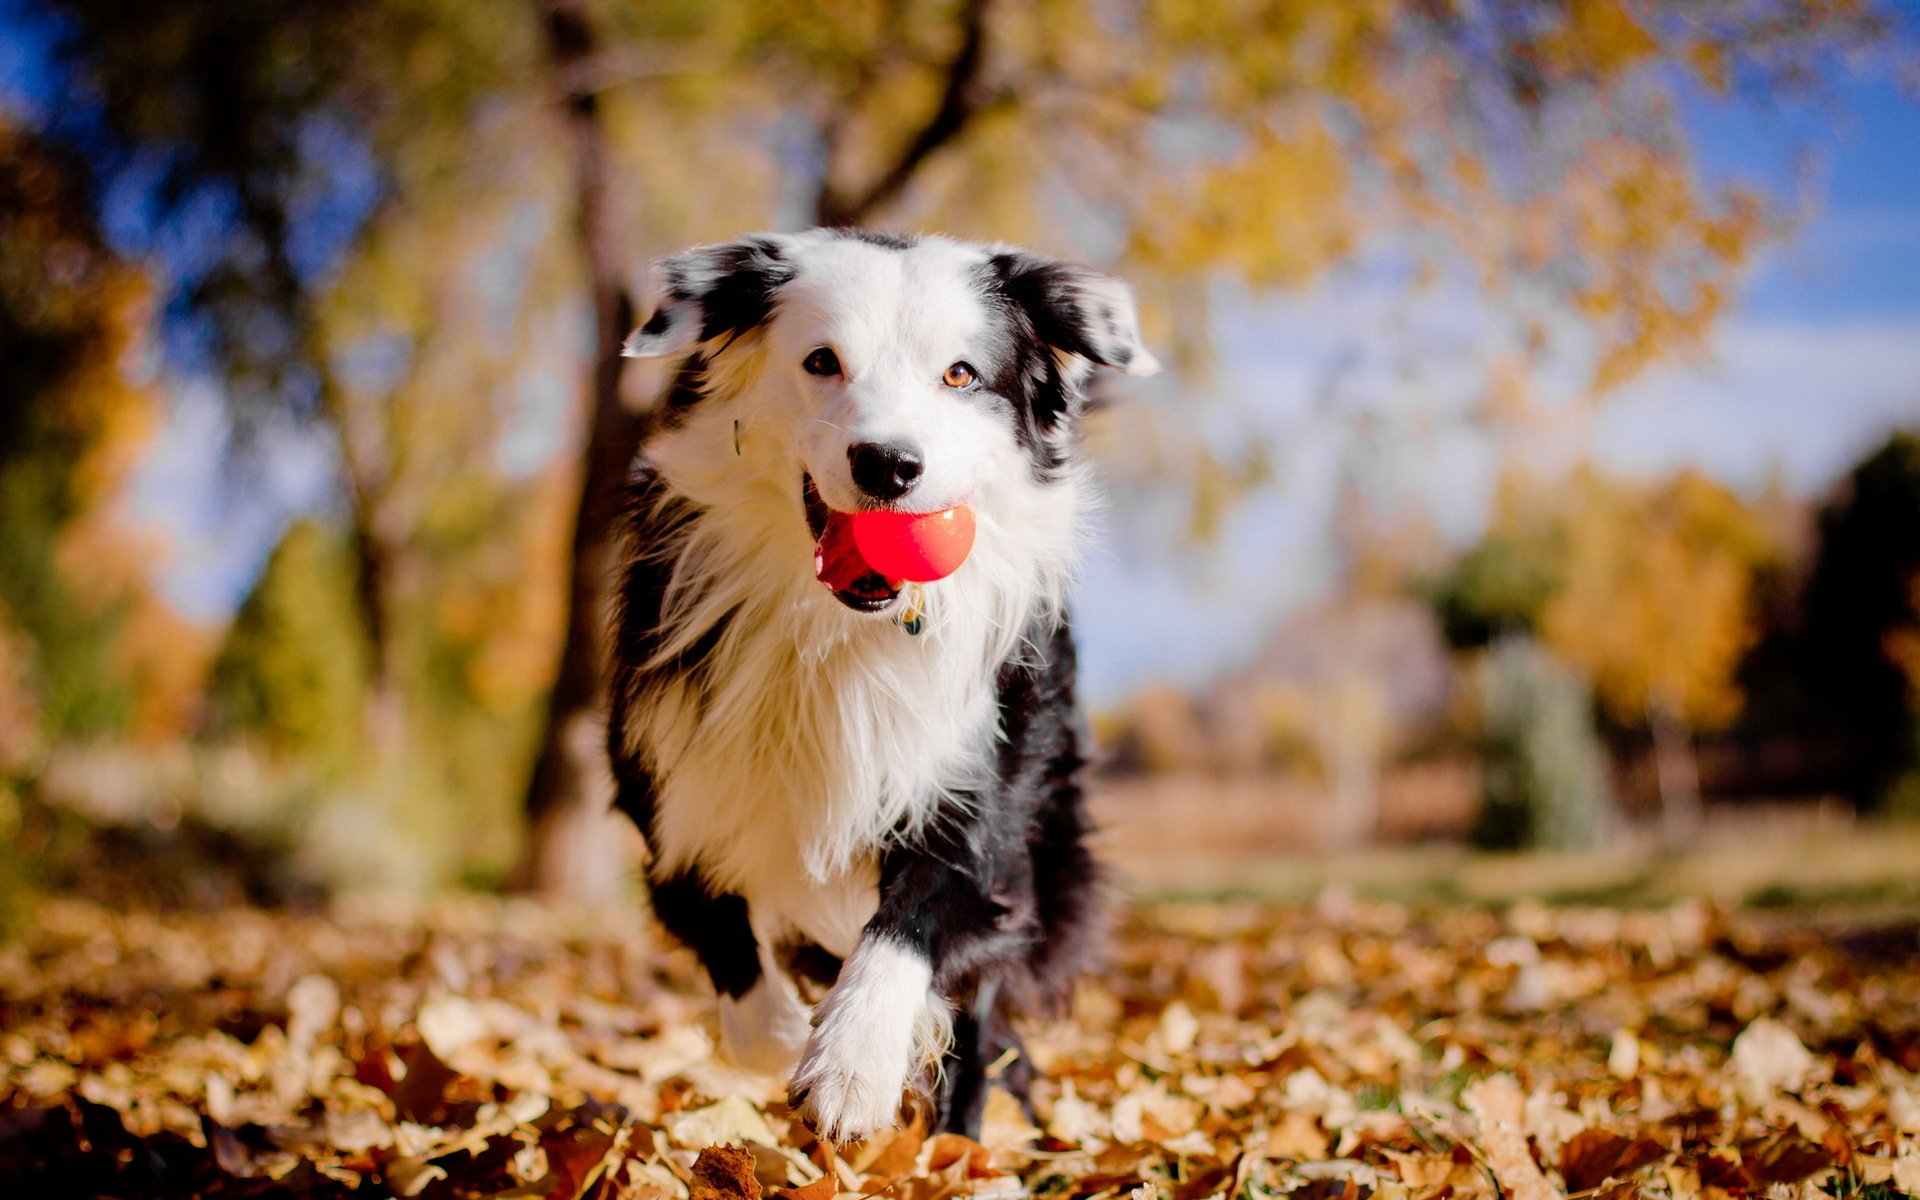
[1527,468,1781,731]
[0,118,214,745]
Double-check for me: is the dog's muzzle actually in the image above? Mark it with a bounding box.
[804,474,902,612]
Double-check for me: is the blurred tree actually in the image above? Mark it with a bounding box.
[0,116,215,911]
[205,521,370,768]
[42,0,555,751]
[0,118,200,753]
[1099,685,1214,775]
[1541,469,1779,841]
[1431,466,1780,840]
[1887,573,1920,815]
[1471,635,1617,851]
[1792,432,1920,810]
[31,0,1902,893]
[1428,510,1566,650]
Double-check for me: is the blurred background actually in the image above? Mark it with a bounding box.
[2,0,1918,915]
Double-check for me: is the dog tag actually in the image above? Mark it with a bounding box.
[894,584,927,636]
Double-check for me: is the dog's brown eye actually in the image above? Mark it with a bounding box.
[804,347,842,377]
[942,362,976,389]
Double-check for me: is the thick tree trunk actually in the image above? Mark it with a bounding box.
[510,0,647,898]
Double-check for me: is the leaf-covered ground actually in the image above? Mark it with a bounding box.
[4,894,1920,1198]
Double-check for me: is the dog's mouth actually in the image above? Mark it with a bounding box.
[803,474,902,612]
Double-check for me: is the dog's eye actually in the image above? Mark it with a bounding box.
[803,347,842,377]
[942,362,977,389]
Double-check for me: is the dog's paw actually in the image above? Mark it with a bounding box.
[718,975,811,1076]
[783,937,941,1143]
[786,1026,911,1143]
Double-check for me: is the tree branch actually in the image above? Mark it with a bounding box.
[814,0,997,228]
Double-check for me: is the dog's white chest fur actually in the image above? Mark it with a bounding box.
[625,412,1082,955]
[637,593,1001,953]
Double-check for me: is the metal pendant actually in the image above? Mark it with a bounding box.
[894,583,926,636]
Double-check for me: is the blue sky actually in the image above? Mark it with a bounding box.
[1076,69,1920,702]
[1585,70,1920,495]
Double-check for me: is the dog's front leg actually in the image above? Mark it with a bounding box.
[788,842,1024,1143]
[785,933,940,1142]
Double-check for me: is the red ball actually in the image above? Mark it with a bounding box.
[849,505,976,583]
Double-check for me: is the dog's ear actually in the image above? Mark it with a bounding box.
[989,251,1161,377]
[623,235,796,359]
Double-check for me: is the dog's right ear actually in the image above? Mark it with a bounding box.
[988,251,1161,377]
[623,235,796,359]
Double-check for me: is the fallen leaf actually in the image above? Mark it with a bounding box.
[775,1172,839,1200]
[692,1144,763,1200]
[1739,1131,1834,1186]
[1559,1128,1665,1192]
[666,1095,782,1150]
[1461,1076,1556,1200]
[925,1132,994,1177]
[1729,1017,1814,1104]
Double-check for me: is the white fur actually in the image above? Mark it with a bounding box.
[718,944,815,1074]
[787,936,948,1142]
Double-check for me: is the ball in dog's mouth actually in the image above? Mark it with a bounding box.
[804,475,904,612]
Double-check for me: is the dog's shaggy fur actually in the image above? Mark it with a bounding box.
[608,228,1156,1141]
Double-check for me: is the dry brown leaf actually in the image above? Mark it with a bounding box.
[1461,1076,1558,1200]
[1267,1110,1330,1160]
[691,1144,763,1200]
[1728,1017,1814,1104]
[925,1132,994,1177]
[390,1040,458,1124]
[773,1173,838,1200]
[6,897,1919,1200]
[1557,1129,1665,1192]
[850,1115,926,1180]
[540,1124,622,1200]
[1739,1131,1834,1187]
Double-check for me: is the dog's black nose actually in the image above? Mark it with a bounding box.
[848,441,924,501]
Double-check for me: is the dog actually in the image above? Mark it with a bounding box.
[607,228,1157,1142]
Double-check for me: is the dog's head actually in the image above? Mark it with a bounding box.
[624,229,1157,615]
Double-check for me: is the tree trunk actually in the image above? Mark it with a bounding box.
[1651,702,1702,847]
[812,0,995,228]
[509,0,647,898]
[310,347,410,756]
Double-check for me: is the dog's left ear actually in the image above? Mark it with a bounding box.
[623,235,796,359]
[990,251,1161,377]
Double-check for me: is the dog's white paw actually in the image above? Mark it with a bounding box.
[719,973,812,1076]
[787,1023,913,1142]
[784,937,943,1143]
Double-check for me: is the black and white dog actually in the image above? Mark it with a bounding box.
[607,229,1157,1142]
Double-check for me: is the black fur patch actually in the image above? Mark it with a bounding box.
[657,354,711,428]
[607,471,719,832]
[649,869,761,998]
[970,259,1085,478]
[606,469,762,1000]
[637,306,673,338]
[684,236,795,344]
[989,252,1103,364]
[832,229,918,250]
